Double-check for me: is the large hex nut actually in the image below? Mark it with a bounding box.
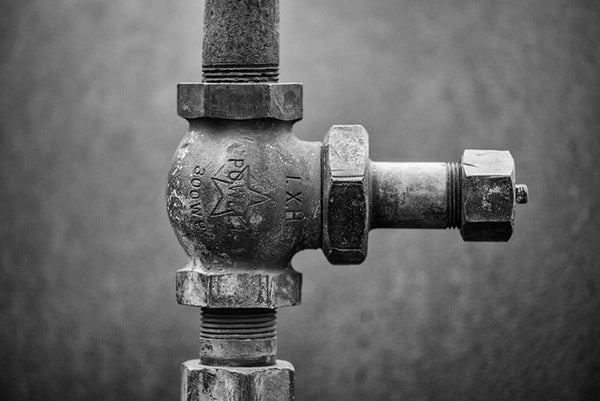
[176,265,302,308]
[177,83,303,120]
[182,360,294,401]
[460,150,516,241]
[322,125,370,264]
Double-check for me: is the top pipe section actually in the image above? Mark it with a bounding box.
[202,0,280,83]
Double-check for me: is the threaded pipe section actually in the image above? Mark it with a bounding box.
[201,308,276,339]
[202,64,279,83]
[199,308,277,367]
[446,162,462,229]
[202,0,279,83]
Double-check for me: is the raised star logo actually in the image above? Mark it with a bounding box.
[209,162,272,220]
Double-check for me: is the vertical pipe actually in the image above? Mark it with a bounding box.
[203,0,280,82]
[199,0,281,369]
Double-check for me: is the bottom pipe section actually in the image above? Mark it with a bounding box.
[371,162,461,229]
[200,308,277,367]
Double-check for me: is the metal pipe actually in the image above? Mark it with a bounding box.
[203,0,279,82]
[170,0,528,399]
[371,162,461,229]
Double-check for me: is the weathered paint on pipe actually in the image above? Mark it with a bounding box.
[371,162,450,229]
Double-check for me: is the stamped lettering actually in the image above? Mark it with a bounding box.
[189,164,208,231]
[209,158,273,230]
[284,175,305,222]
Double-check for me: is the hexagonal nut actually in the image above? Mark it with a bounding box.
[177,83,303,121]
[182,360,294,401]
[460,150,516,241]
[176,265,302,308]
[322,125,370,264]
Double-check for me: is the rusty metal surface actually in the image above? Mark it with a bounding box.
[371,162,451,229]
[167,0,527,397]
[202,0,279,82]
[177,83,303,121]
[460,150,518,241]
[371,157,527,234]
[199,309,277,367]
[322,125,370,264]
[182,360,294,401]
[176,266,301,308]
[166,118,320,308]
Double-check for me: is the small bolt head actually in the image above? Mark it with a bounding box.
[516,184,528,204]
[460,150,517,242]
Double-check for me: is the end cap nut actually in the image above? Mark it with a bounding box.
[460,150,516,242]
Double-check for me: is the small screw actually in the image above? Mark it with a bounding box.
[516,184,528,204]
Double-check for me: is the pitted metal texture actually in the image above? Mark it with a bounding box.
[167,0,528,385]
[177,83,303,121]
[181,360,294,401]
[167,118,320,309]
[322,125,370,264]
[176,265,301,308]
[460,150,521,241]
[202,0,280,83]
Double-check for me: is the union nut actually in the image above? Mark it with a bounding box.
[460,150,527,241]
[322,125,370,264]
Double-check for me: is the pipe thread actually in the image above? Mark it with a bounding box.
[203,64,279,83]
[446,162,462,229]
[200,308,277,340]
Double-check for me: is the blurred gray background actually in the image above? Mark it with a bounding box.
[1,0,599,400]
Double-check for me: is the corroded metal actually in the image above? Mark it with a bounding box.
[182,360,294,401]
[176,265,301,308]
[460,150,519,241]
[371,162,456,229]
[199,309,277,367]
[167,0,528,399]
[322,125,370,264]
[167,119,320,309]
[177,83,303,121]
[202,0,279,82]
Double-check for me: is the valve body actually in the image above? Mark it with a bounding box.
[166,0,527,399]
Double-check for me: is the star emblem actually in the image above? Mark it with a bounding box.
[209,164,272,218]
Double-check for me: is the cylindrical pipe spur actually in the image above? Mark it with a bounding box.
[371,162,461,229]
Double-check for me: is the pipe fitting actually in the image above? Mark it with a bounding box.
[167,0,528,385]
[199,308,277,367]
[322,125,370,264]
[459,150,520,241]
[177,83,303,121]
[176,265,301,308]
[167,118,320,310]
[319,128,528,264]
[182,360,294,401]
[202,0,280,83]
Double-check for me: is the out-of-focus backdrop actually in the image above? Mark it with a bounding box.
[1,0,599,400]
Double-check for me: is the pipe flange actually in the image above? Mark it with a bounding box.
[177,83,303,121]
